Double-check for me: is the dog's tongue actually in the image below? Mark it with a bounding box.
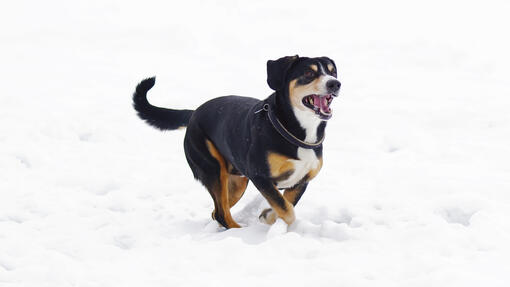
[313,95,331,114]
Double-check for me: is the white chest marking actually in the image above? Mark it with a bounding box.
[276,108,322,189]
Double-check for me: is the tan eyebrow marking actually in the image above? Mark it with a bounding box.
[310,64,318,72]
[327,63,334,72]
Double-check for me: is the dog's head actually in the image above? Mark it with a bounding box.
[267,55,340,120]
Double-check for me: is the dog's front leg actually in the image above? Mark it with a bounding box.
[283,180,308,207]
[259,181,309,225]
[252,178,296,225]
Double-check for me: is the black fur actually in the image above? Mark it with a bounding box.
[266,55,299,90]
[132,77,194,130]
[132,56,340,228]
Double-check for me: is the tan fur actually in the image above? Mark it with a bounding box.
[228,175,248,207]
[206,140,241,228]
[283,187,300,205]
[271,201,295,224]
[327,63,334,73]
[261,184,305,225]
[288,77,326,111]
[267,152,295,178]
[310,64,318,72]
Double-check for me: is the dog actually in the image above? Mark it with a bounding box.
[132,55,341,228]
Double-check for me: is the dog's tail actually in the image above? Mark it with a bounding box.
[132,77,194,131]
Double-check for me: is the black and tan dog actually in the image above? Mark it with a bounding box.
[132,55,341,228]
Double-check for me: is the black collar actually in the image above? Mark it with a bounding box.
[256,94,325,149]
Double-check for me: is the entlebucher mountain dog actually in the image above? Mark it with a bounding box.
[132,55,341,228]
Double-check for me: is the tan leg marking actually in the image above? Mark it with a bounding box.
[228,175,248,207]
[259,184,296,225]
[283,187,300,205]
[273,196,295,223]
[261,183,306,225]
[206,140,240,228]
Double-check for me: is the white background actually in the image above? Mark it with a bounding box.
[1,0,510,286]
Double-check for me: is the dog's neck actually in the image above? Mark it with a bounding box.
[273,92,326,144]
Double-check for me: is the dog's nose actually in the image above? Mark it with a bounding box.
[326,79,341,93]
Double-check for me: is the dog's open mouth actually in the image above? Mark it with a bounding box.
[302,94,335,120]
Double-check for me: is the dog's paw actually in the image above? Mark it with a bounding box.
[259,208,277,225]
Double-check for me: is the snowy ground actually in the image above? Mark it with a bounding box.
[1,0,510,286]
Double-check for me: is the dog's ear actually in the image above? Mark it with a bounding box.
[266,55,299,91]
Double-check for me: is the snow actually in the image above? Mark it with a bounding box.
[1,0,510,286]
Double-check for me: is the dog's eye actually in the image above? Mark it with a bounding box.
[304,70,315,78]
[331,69,337,77]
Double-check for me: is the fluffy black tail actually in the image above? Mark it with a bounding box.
[132,77,194,130]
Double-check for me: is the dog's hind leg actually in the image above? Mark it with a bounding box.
[184,128,240,229]
[204,140,241,228]
[228,175,248,208]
